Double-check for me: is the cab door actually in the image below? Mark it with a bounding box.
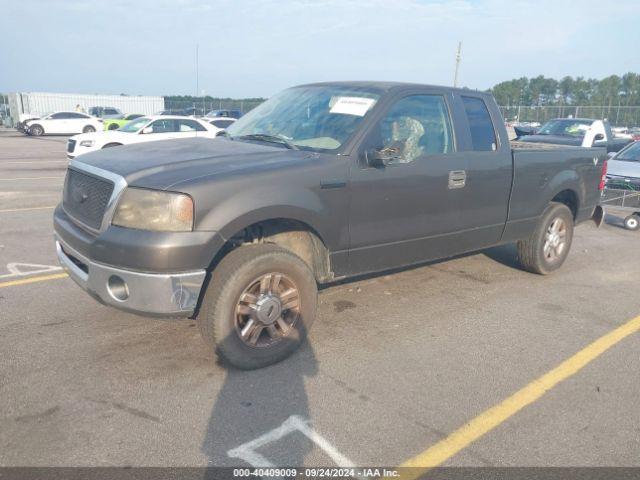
[47,112,69,134]
[348,91,469,274]
[139,118,182,142]
[175,118,209,138]
[453,95,512,246]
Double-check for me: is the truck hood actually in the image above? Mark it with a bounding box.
[71,137,313,190]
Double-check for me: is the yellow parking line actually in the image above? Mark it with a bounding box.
[399,314,640,476]
[0,205,56,213]
[0,272,68,289]
[0,176,64,180]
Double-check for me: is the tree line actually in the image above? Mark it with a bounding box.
[489,73,640,108]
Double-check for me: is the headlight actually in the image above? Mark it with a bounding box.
[79,140,94,147]
[112,188,194,232]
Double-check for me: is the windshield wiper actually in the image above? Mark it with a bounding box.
[235,133,299,150]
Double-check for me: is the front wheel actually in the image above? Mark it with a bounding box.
[197,244,317,369]
[624,215,640,231]
[29,124,44,136]
[83,125,96,133]
[517,202,574,275]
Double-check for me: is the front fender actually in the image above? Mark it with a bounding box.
[196,185,330,246]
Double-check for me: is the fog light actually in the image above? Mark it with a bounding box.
[107,275,129,302]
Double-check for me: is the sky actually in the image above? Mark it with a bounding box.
[1,0,639,98]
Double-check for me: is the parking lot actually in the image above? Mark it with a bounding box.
[1,129,639,470]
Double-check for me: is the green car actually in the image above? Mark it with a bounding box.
[103,114,145,131]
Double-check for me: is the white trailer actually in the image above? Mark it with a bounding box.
[8,92,165,125]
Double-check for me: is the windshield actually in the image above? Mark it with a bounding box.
[119,117,150,133]
[615,141,640,162]
[537,119,593,137]
[225,86,380,152]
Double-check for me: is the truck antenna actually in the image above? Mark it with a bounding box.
[453,41,462,88]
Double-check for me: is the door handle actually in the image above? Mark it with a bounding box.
[320,179,346,189]
[448,170,466,189]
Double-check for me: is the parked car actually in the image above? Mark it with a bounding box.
[208,116,237,130]
[54,81,605,369]
[156,109,188,116]
[103,113,145,131]
[24,112,103,136]
[17,113,49,133]
[516,118,632,152]
[601,141,640,229]
[66,115,222,158]
[205,109,242,119]
[606,141,640,187]
[88,106,124,119]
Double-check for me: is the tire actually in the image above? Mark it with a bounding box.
[198,244,317,370]
[108,123,119,130]
[517,202,574,275]
[102,143,122,149]
[624,215,640,231]
[83,125,96,133]
[29,124,44,136]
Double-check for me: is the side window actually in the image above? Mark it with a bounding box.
[462,96,497,151]
[68,112,88,119]
[148,119,176,133]
[51,112,70,119]
[211,119,235,129]
[104,108,118,115]
[178,119,206,132]
[374,94,454,164]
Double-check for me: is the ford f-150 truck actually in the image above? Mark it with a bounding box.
[54,82,607,369]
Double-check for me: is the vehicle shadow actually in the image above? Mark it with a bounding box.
[482,243,521,270]
[201,335,318,476]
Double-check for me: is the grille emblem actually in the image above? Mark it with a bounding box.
[71,185,89,203]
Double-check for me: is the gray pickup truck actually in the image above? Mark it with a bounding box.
[54,82,606,369]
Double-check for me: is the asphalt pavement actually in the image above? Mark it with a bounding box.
[1,130,638,469]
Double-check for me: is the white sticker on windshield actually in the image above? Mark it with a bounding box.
[329,97,376,117]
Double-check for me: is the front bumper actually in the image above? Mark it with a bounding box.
[56,237,206,317]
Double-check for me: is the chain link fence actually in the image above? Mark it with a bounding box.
[499,105,640,127]
[164,98,265,116]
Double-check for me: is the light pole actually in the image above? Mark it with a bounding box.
[453,42,462,88]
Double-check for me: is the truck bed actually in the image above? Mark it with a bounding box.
[506,144,606,237]
[510,140,586,150]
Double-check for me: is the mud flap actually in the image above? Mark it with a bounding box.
[592,205,604,228]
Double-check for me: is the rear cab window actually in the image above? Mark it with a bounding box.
[462,96,497,151]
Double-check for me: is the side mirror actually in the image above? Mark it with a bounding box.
[215,130,227,137]
[365,147,400,168]
[141,126,153,134]
[594,133,605,141]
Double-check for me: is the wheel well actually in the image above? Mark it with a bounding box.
[214,219,332,282]
[551,189,578,219]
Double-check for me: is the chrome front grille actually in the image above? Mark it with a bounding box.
[62,168,114,230]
